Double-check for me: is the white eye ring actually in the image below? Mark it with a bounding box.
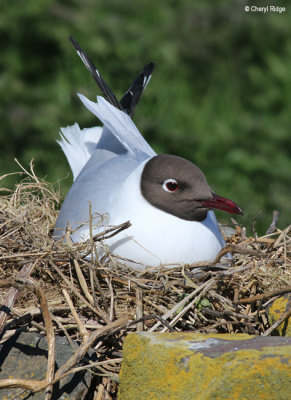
[163,178,179,192]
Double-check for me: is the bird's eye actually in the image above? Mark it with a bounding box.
[163,179,179,192]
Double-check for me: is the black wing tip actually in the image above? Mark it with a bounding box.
[120,62,156,117]
[68,36,154,114]
[69,35,80,50]
[68,35,122,110]
[144,62,155,75]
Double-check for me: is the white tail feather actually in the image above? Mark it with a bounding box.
[57,123,102,180]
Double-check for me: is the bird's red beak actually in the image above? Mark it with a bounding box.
[201,193,243,215]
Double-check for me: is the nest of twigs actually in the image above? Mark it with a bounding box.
[0,163,290,399]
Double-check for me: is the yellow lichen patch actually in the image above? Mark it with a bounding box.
[268,295,291,336]
[118,332,291,400]
[150,331,254,342]
[270,296,288,315]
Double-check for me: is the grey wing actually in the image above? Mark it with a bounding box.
[53,152,141,242]
[78,95,156,160]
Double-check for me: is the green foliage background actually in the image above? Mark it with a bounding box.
[1,0,290,234]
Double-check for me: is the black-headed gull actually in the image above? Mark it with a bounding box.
[54,38,243,269]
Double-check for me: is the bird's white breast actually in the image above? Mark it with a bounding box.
[106,161,225,269]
